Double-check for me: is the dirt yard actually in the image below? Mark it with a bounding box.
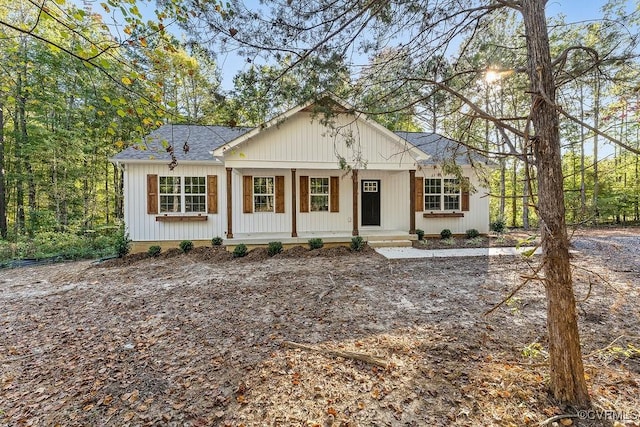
[1,228,639,426]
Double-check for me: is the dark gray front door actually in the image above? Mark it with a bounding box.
[361,180,381,226]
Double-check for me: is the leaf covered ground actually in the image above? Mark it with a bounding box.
[1,229,639,426]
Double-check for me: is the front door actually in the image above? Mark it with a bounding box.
[361,180,381,226]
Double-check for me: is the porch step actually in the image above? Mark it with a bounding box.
[367,239,413,248]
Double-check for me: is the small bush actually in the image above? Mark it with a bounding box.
[415,229,425,241]
[147,245,162,257]
[308,238,324,250]
[440,229,452,239]
[491,218,506,233]
[465,236,484,246]
[442,237,456,246]
[267,241,283,256]
[350,236,366,252]
[179,240,194,253]
[211,236,223,246]
[115,229,131,258]
[233,243,248,258]
[465,228,480,239]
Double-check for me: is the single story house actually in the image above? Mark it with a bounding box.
[111,96,491,252]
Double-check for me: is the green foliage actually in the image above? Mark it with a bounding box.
[522,342,545,359]
[115,230,131,258]
[415,229,425,241]
[147,245,162,257]
[490,218,506,233]
[350,236,366,252]
[211,236,224,246]
[440,229,452,239]
[179,240,194,253]
[465,236,484,246]
[0,228,126,262]
[267,241,283,256]
[441,237,456,246]
[465,229,480,239]
[308,238,324,250]
[233,243,248,258]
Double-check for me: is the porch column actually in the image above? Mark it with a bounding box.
[226,167,233,239]
[291,168,298,237]
[409,169,416,234]
[352,169,359,236]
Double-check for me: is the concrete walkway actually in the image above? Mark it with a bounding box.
[374,246,542,259]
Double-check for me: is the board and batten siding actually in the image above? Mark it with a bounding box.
[231,168,291,235]
[223,112,419,170]
[414,168,490,235]
[358,170,410,232]
[295,170,352,234]
[123,163,226,242]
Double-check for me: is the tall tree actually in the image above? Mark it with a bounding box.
[180,0,640,407]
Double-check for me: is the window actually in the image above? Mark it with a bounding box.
[159,176,207,213]
[424,178,460,211]
[184,177,206,212]
[310,177,329,211]
[363,181,378,192]
[254,177,274,212]
[160,177,181,212]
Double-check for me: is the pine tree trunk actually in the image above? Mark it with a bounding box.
[0,105,7,239]
[592,74,600,223]
[521,0,590,407]
[511,159,517,227]
[13,74,25,234]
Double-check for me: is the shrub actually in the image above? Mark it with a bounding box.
[179,240,194,253]
[267,241,283,256]
[308,238,324,250]
[350,236,366,252]
[147,245,162,257]
[415,229,425,241]
[114,229,131,258]
[233,243,248,258]
[211,236,223,246]
[440,229,452,239]
[465,228,480,239]
[491,218,506,233]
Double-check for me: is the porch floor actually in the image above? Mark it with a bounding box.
[225,230,416,248]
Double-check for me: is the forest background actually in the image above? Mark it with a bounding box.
[0,0,638,261]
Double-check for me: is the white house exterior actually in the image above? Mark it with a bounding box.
[111,97,491,252]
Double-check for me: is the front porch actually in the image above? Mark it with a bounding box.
[129,230,416,254]
[225,230,416,249]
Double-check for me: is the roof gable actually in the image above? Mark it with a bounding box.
[212,95,426,161]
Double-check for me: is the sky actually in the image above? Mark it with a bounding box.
[215,0,631,90]
[79,0,634,91]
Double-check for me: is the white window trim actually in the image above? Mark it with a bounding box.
[424,177,461,212]
[309,177,330,212]
[159,176,207,214]
[253,176,275,213]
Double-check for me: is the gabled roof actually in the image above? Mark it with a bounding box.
[111,99,489,167]
[211,94,427,161]
[111,124,252,162]
[395,131,489,166]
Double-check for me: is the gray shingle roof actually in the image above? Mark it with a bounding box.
[112,124,486,166]
[394,131,489,165]
[112,124,252,161]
